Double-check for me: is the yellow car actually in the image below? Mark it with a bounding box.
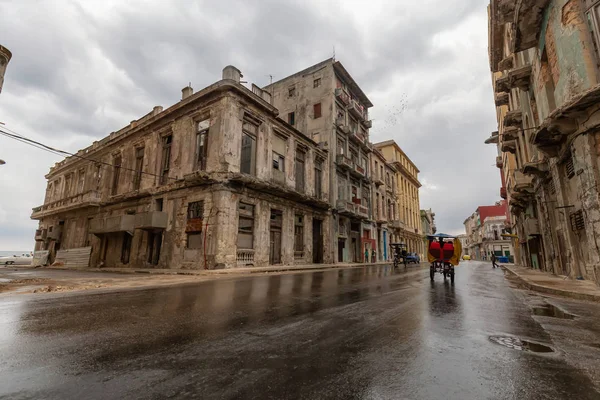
[462,255,471,260]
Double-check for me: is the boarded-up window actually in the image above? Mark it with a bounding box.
[237,203,255,249]
[295,148,306,192]
[314,103,322,119]
[160,135,172,185]
[294,214,304,258]
[111,155,121,195]
[196,119,209,171]
[186,201,204,249]
[134,147,144,190]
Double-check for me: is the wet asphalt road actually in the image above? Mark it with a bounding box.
[1,261,600,400]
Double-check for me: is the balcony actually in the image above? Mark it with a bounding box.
[363,120,372,129]
[90,214,135,235]
[135,211,168,230]
[500,187,507,199]
[514,170,534,193]
[485,131,499,145]
[508,65,532,90]
[524,217,540,237]
[373,174,384,186]
[501,139,517,153]
[495,74,510,93]
[522,160,549,178]
[31,190,101,220]
[512,0,551,52]
[336,200,356,216]
[46,225,62,241]
[335,88,350,106]
[348,99,366,120]
[496,156,503,169]
[35,228,47,242]
[351,163,366,179]
[503,127,519,141]
[389,219,406,230]
[336,154,353,170]
[503,110,523,128]
[357,205,369,219]
[495,93,509,107]
[336,117,350,134]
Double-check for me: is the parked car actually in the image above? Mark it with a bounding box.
[0,254,33,265]
[405,252,420,264]
[462,255,471,260]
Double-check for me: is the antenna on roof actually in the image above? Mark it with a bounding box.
[333,45,336,61]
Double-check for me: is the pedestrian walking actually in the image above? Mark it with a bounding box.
[372,249,376,263]
[491,253,499,269]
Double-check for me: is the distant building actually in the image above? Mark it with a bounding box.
[463,200,513,261]
[0,45,12,94]
[420,208,436,257]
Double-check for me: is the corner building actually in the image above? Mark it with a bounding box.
[31,66,331,269]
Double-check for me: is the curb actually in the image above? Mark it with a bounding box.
[501,265,600,303]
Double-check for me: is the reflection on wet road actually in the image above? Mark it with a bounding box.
[1,262,599,399]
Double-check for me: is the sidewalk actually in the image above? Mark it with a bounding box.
[502,264,600,303]
[43,261,429,276]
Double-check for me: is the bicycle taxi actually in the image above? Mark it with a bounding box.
[427,233,462,283]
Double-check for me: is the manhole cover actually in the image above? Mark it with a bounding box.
[489,336,554,353]
[532,304,575,319]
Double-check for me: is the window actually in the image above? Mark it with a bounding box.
[111,155,121,195]
[121,233,132,264]
[237,203,255,249]
[337,137,345,155]
[241,117,258,175]
[376,193,380,218]
[288,112,295,126]
[147,232,162,265]
[64,173,73,198]
[294,214,304,258]
[155,198,164,211]
[295,148,306,192]
[565,156,575,179]
[160,135,172,185]
[288,86,296,97]
[585,1,600,63]
[314,103,322,119]
[186,201,204,249]
[78,168,85,193]
[337,174,347,200]
[313,78,321,88]
[196,119,209,171]
[315,158,323,199]
[134,147,144,190]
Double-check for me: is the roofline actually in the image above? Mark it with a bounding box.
[264,58,334,88]
[46,79,288,177]
[0,45,12,61]
[373,140,420,173]
[332,61,373,108]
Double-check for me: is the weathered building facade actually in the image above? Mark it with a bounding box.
[0,45,11,94]
[31,66,331,269]
[371,148,400,261]
[464,200,514,260]
[265,59,376,263]
[420,208,436,255]
[488,0,600,284]
[375,141,425,259]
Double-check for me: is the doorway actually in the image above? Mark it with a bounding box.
[147,231,162,266]
[269,210,282,264]
[312,219,323,264]
[338,239,345,263]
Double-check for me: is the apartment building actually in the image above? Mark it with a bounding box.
[265,59,375,263]
[31,66,331,269]
[374,140,424,259]
[487,0,600,284]
[463,201,513,260]
[371,148,400,261]
[0,45,11,94]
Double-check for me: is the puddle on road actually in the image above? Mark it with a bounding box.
[532,304,575,319]
[489,336,554,353]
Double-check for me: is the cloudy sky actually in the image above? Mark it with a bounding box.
[0,0,499,250]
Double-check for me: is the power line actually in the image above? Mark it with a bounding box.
[0,127,179,182]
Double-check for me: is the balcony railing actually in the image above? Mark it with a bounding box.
[237,249,254,266]
[336,117,350,134]
[335,88,350,105]
[513,170,533,192]
[336,154,353,170]
[31,190,101,219]
[336,200,356,214]
[373,175,384,186]
[357,205,369,218]
[348,99,367,120]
